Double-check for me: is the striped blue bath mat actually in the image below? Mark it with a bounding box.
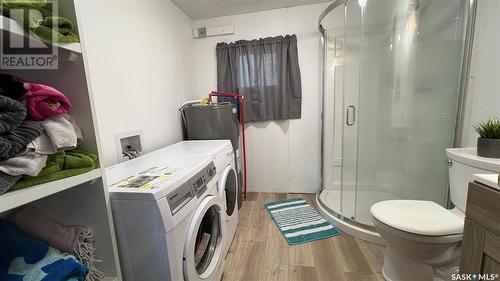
[265,198,341,245]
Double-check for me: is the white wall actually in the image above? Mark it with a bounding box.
[76,0,196,167]
[193,3,328,193]
[462,0,500,147]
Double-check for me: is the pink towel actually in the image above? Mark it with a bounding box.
[21,83,72,121]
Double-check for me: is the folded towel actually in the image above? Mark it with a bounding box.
[28,133,57,155]
[10,149,97,190]
[1,0,80,44]
[34,16,80,44]
[20,83,72,121]
[28,114,82,154]
[8,206,104,281]
[0,74,26,100]
[0,151,48,176]
[0,172,21,195]
[0,95,26,134]
[42,114,82,150]
[0,120,43,160]
[0,219,88,281]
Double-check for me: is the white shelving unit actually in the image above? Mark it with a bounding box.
[0,1,122,280]
[0,169,101,213]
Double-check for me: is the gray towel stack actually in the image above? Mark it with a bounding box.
[0,121,43,160]
[0,94,26,133]
[0,96,42,160]
[0,95,42,193]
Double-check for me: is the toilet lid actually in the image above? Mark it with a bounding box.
[370,200,464,236]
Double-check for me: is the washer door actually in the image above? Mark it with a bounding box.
[184,196,226,281]
[220,166,238,217]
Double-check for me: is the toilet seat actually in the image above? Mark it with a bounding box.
[371,200,464,236]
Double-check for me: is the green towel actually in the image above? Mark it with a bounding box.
[0,0,80,43]
[11,150,97,191]
[33,16,79,43]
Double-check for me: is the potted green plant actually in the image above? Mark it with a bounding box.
[474,118,500,158]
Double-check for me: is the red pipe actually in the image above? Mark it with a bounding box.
[209,91,247,200]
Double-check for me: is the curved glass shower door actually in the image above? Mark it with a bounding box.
[320,0,468,228]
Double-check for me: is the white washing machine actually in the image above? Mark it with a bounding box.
[149,140,239,258]
[107,152,226,281]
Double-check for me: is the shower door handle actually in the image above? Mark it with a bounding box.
[346,105,356,126]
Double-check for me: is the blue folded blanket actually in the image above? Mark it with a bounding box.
[0,219,88,281]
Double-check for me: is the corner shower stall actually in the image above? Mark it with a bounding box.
[317,0,474,243]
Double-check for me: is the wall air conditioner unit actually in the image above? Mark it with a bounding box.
[193,25,234,38]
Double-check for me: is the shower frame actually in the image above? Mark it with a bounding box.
[316,0,479,244]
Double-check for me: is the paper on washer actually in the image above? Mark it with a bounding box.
[111,166,183,189]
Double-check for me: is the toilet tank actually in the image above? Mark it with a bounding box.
[446,148,500,212]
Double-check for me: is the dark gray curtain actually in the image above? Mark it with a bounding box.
[216,35,302,122]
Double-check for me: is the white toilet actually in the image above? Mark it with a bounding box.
[371,148,500,281]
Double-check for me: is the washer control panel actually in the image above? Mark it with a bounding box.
[166,161,216,215]
[166,181,193,215]
[190,161,217,197]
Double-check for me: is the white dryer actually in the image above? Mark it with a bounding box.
[107,153,226,281]
[149,140,239,258]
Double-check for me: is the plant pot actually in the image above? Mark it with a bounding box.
[477,138,500,158]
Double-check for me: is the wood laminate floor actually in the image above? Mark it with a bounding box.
[222,192,386,281]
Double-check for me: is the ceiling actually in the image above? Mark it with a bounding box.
[172,0,332,20]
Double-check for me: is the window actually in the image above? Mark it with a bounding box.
[216,35,302,122]
[238,53,279,88]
